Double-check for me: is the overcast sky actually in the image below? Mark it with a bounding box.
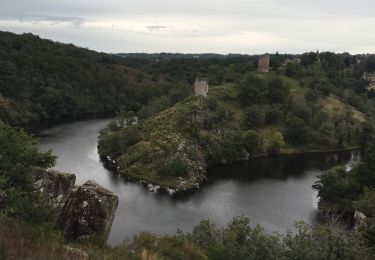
[1,0,374,54]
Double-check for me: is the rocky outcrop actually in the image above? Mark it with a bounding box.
[30,167,76,208]
[353,211,367,231]
[0,190,8,211]
[29,168,119,241]
[58,180,119,240]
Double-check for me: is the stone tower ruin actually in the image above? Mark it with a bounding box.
[194,77,209,98]
[258,54,270,73]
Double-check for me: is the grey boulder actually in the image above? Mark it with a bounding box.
[58,180,118,240]
[30,167,76,208]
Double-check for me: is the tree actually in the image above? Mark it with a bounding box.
[242,130,262,157]
[244,105,265,129]
[267,132,284,155]
[267,78,290,104]
[0,121,57,223]
[301,52,318,66]
[284,117,310,145]
[238,74,267,106]
[318,122,335,143]
[354,188,375,217]
[313,166,361,209]
[265,105,284,124]
[0,121,55,188]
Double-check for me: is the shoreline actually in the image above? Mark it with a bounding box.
[100,146,361,195]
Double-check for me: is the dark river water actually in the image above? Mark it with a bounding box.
[37,118,360,245]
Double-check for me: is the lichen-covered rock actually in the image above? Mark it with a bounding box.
[30,167,76,208]
[0,190,8,211]
[353,211,367,231]
[58,180,119,240]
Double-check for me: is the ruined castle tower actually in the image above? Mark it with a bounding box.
[258,54,270,73]
[194,77,209,98]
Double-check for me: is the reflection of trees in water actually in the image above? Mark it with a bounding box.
[207,150,360,182]
[100,150,361,202]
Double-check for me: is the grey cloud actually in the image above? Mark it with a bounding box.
[146,25,173,32]
[0,0,374,54]
[0,13,86,27]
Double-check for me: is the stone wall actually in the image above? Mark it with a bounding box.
[194,78,209,98]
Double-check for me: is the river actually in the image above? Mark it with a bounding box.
[37,118,360,245]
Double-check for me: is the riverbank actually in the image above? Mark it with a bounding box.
[100,145,361,194]
[37,118,362,244]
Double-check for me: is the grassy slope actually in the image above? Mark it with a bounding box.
[110,73,364,190]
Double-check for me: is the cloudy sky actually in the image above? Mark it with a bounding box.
[1,0,374,54]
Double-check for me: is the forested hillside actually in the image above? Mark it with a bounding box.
[0,31,186,126]
[98,51,375,190]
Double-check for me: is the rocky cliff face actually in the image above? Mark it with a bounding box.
[58,180,119,240]
[30,167,76,208]
[30,168,118,241]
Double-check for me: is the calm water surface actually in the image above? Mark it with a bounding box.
[37,118,360,245]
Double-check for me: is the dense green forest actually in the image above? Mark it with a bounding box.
[98,49,375,190]
[0,31,190,126]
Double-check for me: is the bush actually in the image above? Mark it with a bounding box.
[266,105,283,124]
[244,105,265,129]
[0,121,57,223]
[242,130,262,157]
[284,116,310,145]
[267,78,290,104]
[158,158,189,177]
[238,74,267,106]
[267,132,285,155]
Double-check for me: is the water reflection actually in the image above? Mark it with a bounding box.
[37,118,360,245]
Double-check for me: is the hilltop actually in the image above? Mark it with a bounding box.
[98,70,366,191]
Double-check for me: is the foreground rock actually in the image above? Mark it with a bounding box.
[353,211,367,231]
[58,180,119,240]
[30,167,76,208]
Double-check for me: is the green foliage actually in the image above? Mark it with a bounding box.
[301,52,319,66]
[158,158,190,177]
[267,132,285,155]
[0,121,57,223]
[0,121,55,188]
[189,216,373,260]
[191,217,282,259]
[265,105,284,124]
[0,31,173,126]
[242,130,262,157]
[244,105,265,129]
[318,121,335,143]
[284,116,310,145]
[283,222,370,259]
[313,166,360,210]
[267,78,290,104]
[238,73,267,106]
[354,188,375,217]
[305,88,320,103]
